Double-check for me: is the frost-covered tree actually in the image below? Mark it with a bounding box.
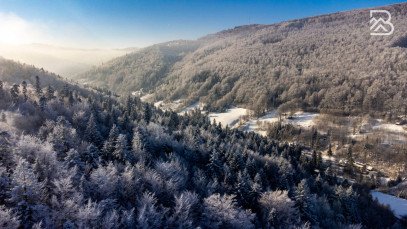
[0,205,19,229]
[84,144,99,170]
[259,190,300,228]
[114,134,131,163]
[48,117,77,160]
[85,114,103,148]
[8,158,44,228]
[102,124,119,163]
[294,179,317,225]
[35,75,42,97]
[169,191,199,229]
[21,81,27,102]
[136,192,165,229]
[203,193,255,229]
[10,84,20,104]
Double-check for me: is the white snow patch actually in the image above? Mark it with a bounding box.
[372,121,406,133]
[371,191,407,218]
[285,112,318,128]
[179,101,201,114]
[241,111,318,136]
[154,101,163,108]
[208,106,248,128]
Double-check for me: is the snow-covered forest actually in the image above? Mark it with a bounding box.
[76,3,407,117]
[0,60,403,228]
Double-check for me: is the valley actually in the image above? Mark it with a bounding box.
[1,1,407,228]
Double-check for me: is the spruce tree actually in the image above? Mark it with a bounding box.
[46,85,54,101]
[10,84,19,104]
[327,143,333,156]
[114,134,132,163]
[85,114,103,148]
[21,81,27,102]
[209,150,223,179]
[294,179,317,225]
[102,124,119,162]
[84,144,99,170]
[35,75,42,97]
[0,80,3,97]
[143,103,152,124]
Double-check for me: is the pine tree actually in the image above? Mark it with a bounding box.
[85,114,103,148]
[143,103,152,124]
[0,205,19,229]
[0,131,13,172]
[35,75,42,97]
[39,96,47,111]
[294,179,317,225]
[102,124,119,162]
[84,144,99,170]
[345,146,354,176]
[114,134,131,163]
[132,128,145,151]
[248,173,262,209]
[46,85,54,101]
[235,170,251,208]
[327,143,333,156]
[10,84,20,104]
[209,150,223,179]
[0,80,3,98]
[311,150,317,169]
[316,151,323,169]
[8,158,43,229]
[21,81,27,102]
[0,132,13,204]
[48,117,76,160]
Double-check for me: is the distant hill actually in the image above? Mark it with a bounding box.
[76,3,407,115]
[0,43,138,77]
[0,57,89,96]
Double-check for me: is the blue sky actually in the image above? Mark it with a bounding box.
[0,0,404,48]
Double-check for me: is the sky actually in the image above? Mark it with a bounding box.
[0,0,405,49]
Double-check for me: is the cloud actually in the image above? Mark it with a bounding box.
[0,12,55,45]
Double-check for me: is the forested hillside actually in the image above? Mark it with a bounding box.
[76,3,407,116]
[0,60,402,228]
[0,57,88,98]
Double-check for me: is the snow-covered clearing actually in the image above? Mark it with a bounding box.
[285,112,318,128]
[208,106,248,128]
[179,101,201,114]
[372,119,406,133]
[371,191,407,218]
[241,111,318,136]
[153,99,182,111]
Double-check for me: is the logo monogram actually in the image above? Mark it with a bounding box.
[370,10,394,36]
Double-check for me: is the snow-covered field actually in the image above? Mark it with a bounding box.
[206,107,319,135]
[241,111,318,136]
[285,112,318,128]
[371,191,407,218]
[179,101,201,114]
[372,119,406,133]
[208,106,248,128]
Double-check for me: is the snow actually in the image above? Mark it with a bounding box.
[208,106,248,128]
[240,110,318,136]
[285,112,318,128]
[179,101,201,114]
[154,101,163,108]
[371,191,407,218]
[373,123,406,133]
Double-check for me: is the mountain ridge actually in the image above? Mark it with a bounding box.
[76,2,407,116]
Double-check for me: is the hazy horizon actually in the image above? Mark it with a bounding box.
[0,0,404,50]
